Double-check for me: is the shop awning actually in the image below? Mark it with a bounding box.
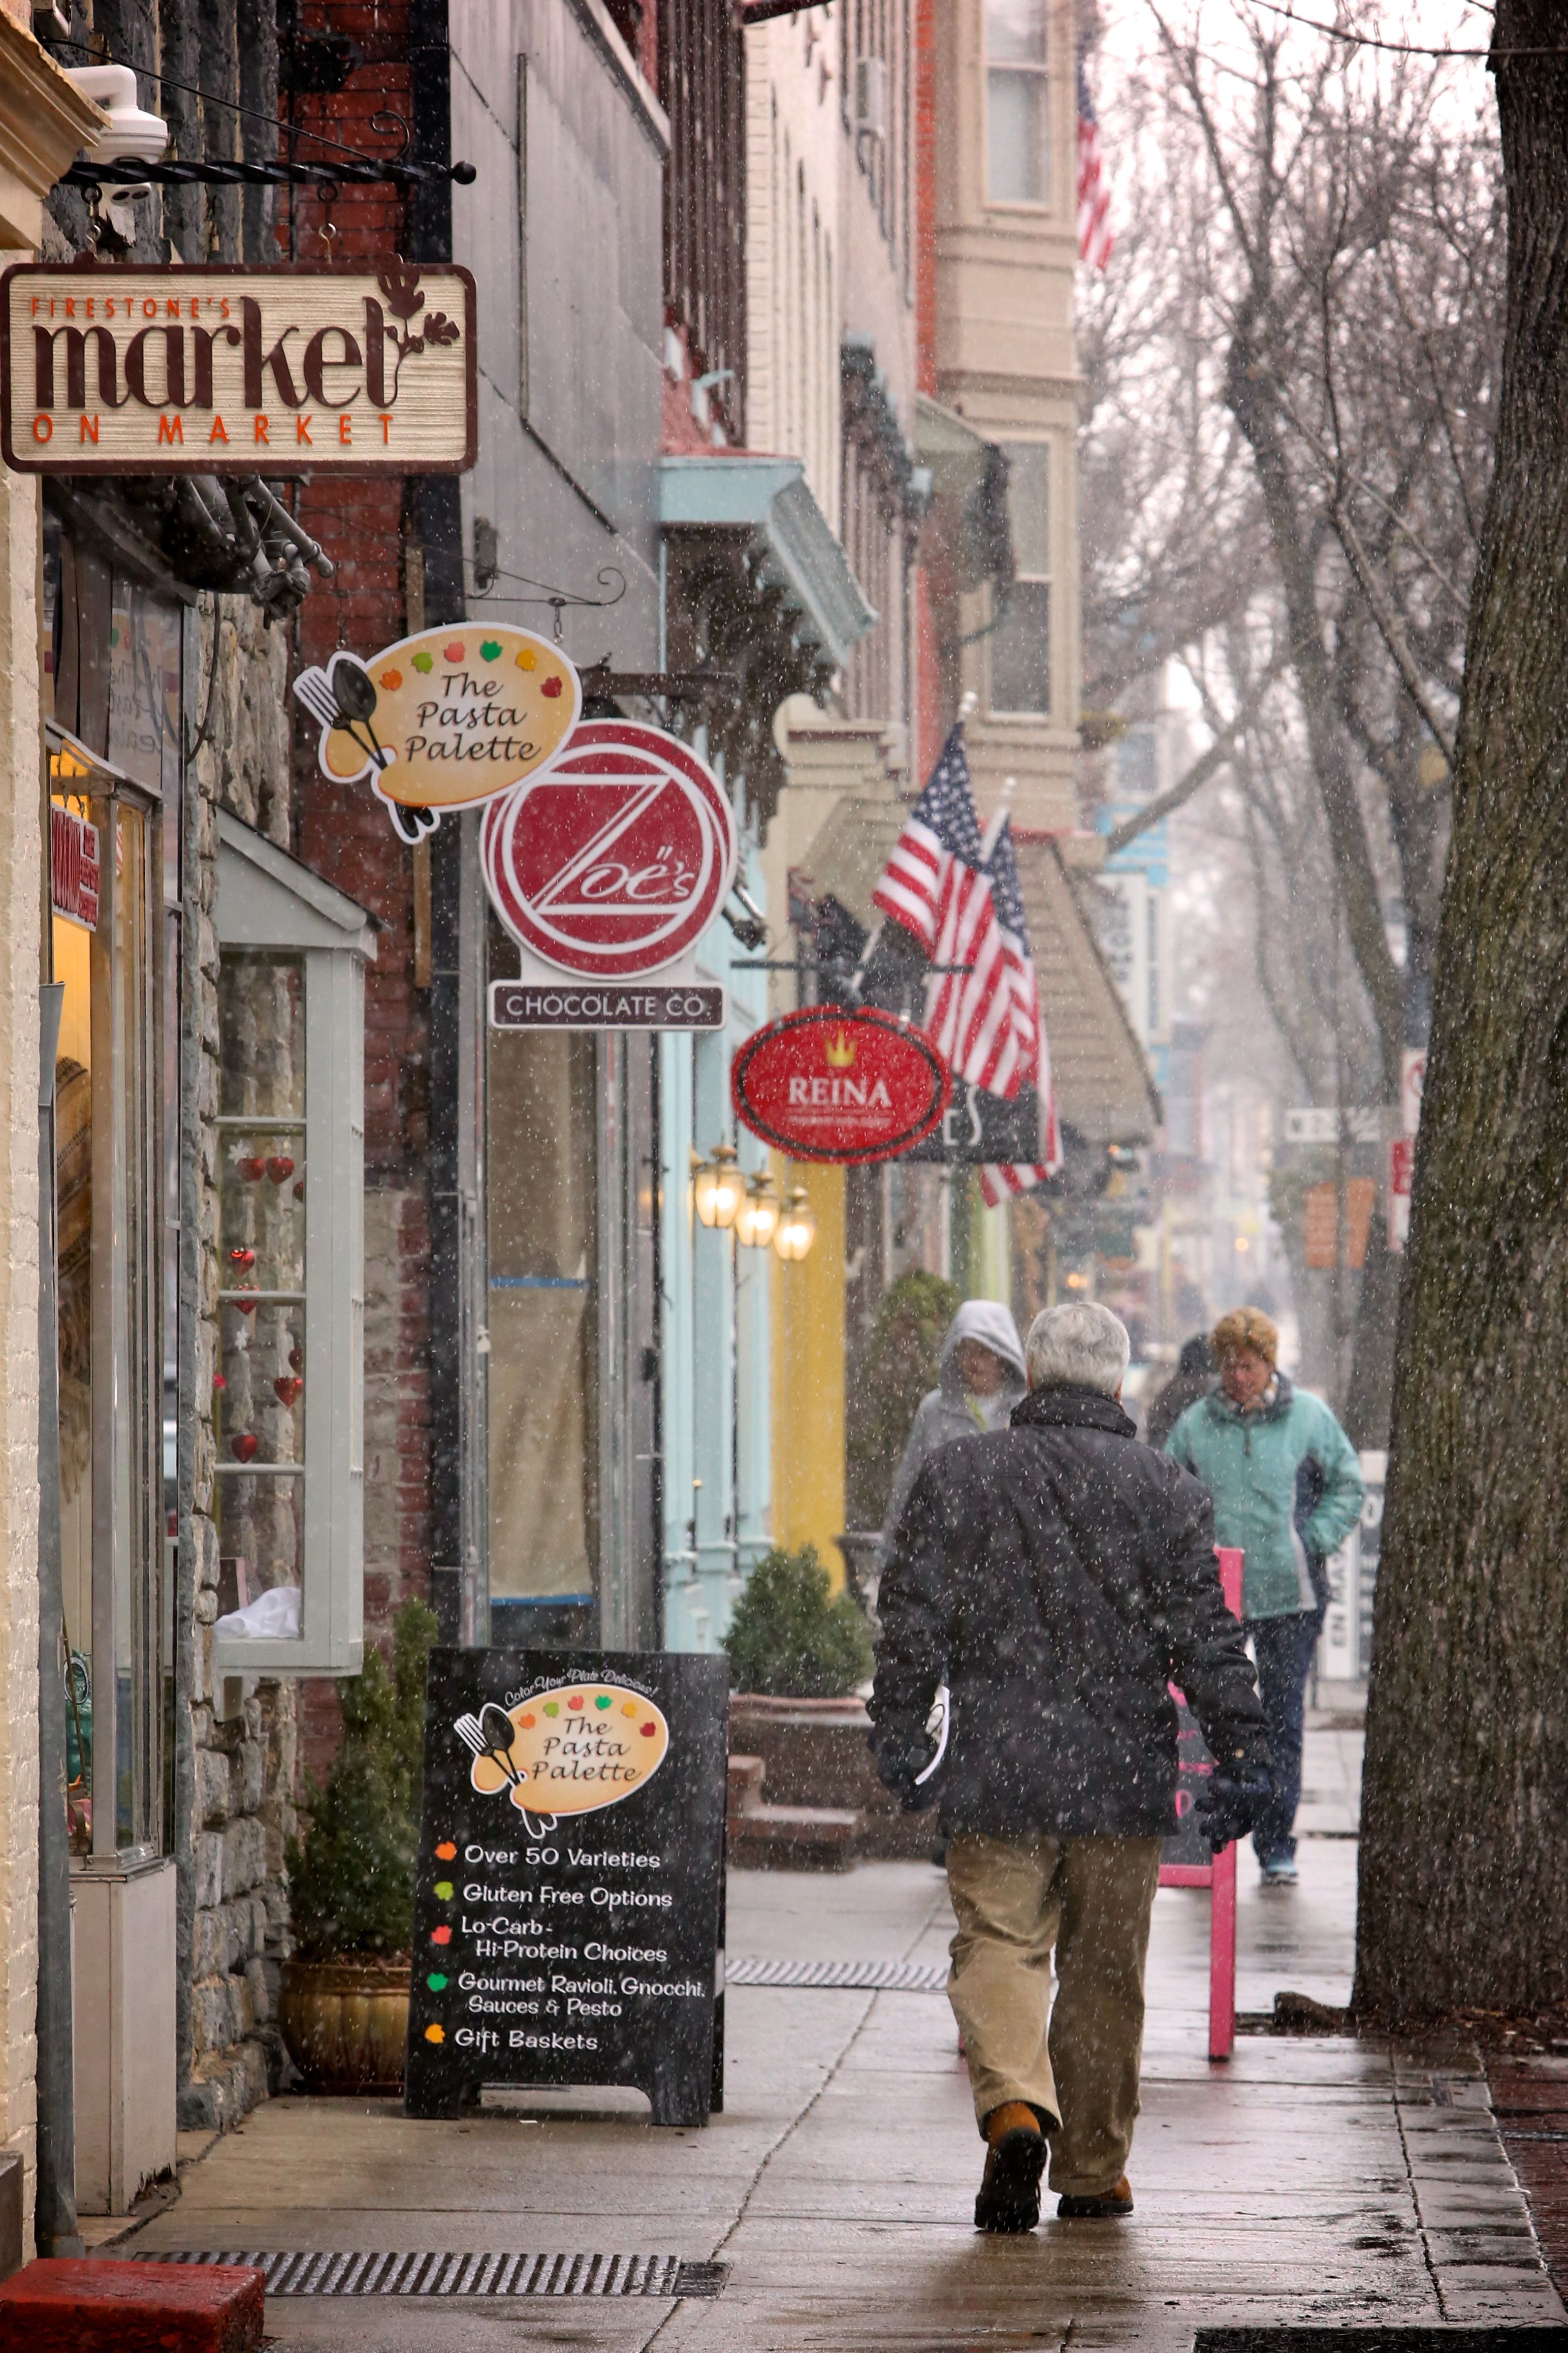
[659,454,876,674]
[1013,836,1161,1148]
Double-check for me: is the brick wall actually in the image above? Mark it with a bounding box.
[283,3,436,1784]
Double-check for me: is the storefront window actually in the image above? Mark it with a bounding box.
[486,1021,599,1622]
[212,813,372,1675]
[51,742,164,1860]
[214,958,307,1641]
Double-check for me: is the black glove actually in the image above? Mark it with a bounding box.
[1195,1763,1273,1848]
[869,1718,942,1813]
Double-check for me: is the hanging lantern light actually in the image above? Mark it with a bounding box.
[734,1170,782,1250]
[773,1186,816,1262]
[693,1142,744,1230]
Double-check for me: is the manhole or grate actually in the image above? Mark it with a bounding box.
[130,2250,728,2299]
[1196,2333,1568,2352]
[726,1955,948,1992]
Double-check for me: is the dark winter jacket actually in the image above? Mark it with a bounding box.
[869,1384,1270,1838]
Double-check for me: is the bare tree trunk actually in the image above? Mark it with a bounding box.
[1357,4,1568,2023]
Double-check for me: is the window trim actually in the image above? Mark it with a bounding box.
[986,436,1053,720]
[212,812,376,1677]
[982,0,1052,213]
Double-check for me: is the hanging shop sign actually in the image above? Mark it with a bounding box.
[489,981,726,1031]
[405,1649,728,2129]
[1,262,476,477]
[901,1072,1046,1166]
[731,1005,950,1165]
[482,719,738,990]
[293,625,581,845]
[49,802,100,930]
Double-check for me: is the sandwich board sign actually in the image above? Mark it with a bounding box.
[405,1650,728,2127]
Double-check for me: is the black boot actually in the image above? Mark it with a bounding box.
[974,2105,1048,2234]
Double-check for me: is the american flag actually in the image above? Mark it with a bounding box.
[1077,58,1114,271]
[870,728,1060,1197]
[979,824,1061,1204]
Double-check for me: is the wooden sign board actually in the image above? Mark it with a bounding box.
[405,1650,728,2128]
[2,262,476,476]
[1303,1175,1377,1271]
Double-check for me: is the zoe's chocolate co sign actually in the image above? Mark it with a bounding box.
[0,262,476,475]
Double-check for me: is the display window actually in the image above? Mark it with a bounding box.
[50,732,165,1861]
[211,813,373,1675]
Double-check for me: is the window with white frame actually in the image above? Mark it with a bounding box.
[986,0,1049,205]
[989,440,1051,716]
[211,811,372,1676]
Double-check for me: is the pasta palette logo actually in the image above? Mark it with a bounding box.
[481,721,737,978]
[452,1681,670,1838]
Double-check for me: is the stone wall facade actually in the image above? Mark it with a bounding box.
[181,598,300,2129]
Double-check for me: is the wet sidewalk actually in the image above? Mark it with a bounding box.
[122,1730,1562,2350]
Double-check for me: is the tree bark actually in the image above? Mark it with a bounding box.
[1356,4,1568,2023]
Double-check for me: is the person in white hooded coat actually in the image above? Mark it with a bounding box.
[881,1299,1028,1557]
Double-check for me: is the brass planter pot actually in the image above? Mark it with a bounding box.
[278,1957,410,2093]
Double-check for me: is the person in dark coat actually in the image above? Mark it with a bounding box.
[869,1300,1270,2235]
[1140,1332,1214,1450]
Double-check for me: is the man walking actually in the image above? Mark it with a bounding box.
[870,1301,1270,2233]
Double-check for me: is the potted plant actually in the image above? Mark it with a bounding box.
[279,1598,436,2092]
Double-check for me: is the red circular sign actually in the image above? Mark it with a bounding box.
[481,721,738,978]
[731,1007,951,1166]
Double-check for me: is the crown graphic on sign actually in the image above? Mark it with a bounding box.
[824,1029,857,1070]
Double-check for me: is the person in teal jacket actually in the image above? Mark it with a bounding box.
[1164,1306,1363,1884]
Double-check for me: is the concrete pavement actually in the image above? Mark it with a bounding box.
[117,1729,1561,2349]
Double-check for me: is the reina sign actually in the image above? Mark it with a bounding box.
[0,262,476,475]
[731,1005,951,1165]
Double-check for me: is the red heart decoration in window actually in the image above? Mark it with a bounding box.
[229,1248,255,1270]
[237,1157,266,1182]
[274,1377,303,1407]
[234,1294,258,1316]
[266,1156,295,1184]
[232,1434,259,1463]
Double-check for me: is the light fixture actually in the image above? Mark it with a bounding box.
[773,1187,816,1263]
[693,1143,744,1230]
[66,64,170,166]
[734,1171,781,1250]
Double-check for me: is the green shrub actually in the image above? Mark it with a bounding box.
[286,1598,438,1960]
[724,1544,874,1698]
[846,1268,961,1528]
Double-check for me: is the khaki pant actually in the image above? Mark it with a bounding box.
[946,1831,1163,2198]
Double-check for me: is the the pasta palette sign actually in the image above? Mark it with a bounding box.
[405,1650,728,2128]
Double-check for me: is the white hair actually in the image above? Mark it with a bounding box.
[1024,1301,1130,1398]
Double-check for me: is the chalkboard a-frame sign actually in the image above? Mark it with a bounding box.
[405,1650,728,2127]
